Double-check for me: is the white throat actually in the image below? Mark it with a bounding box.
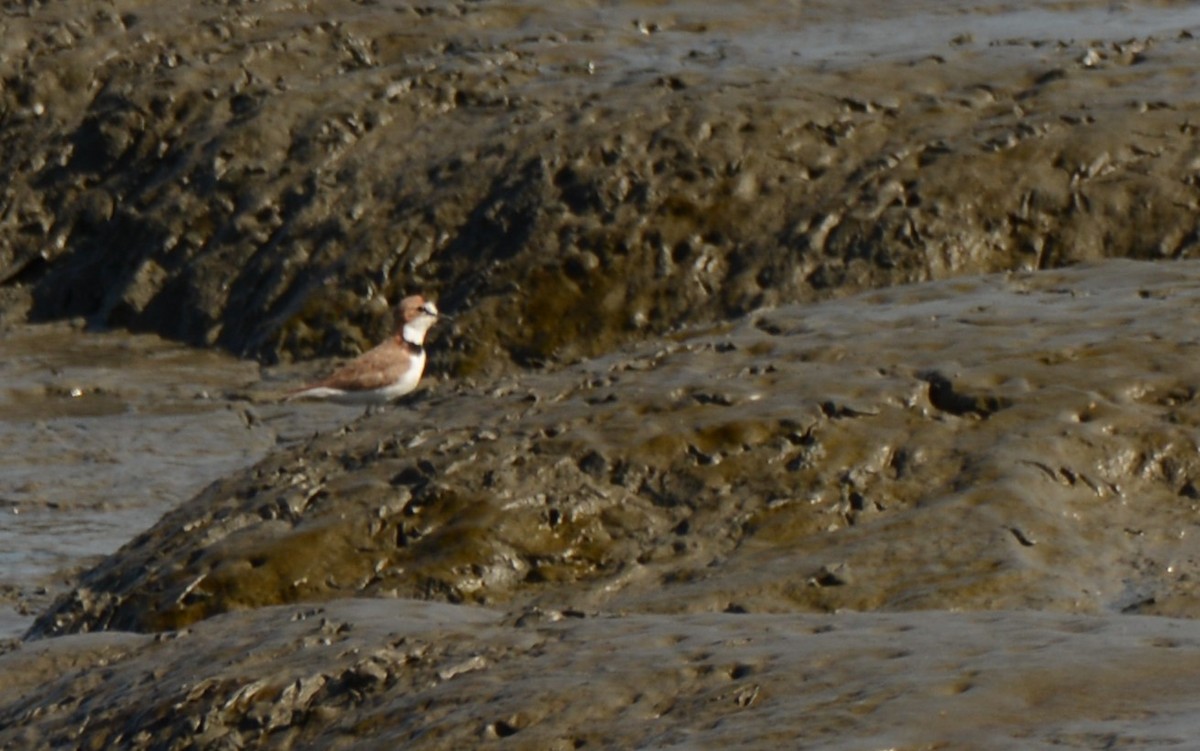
[403,316,435,346]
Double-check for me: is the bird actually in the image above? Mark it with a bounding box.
[284,294,441,405]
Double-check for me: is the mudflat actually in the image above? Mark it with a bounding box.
[4,1,1200,748]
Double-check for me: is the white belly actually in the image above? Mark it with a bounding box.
[374,351,426,399]
[292,351,426,405]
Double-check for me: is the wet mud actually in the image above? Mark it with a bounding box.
[0,319,414,642]
[3,0,1200,375]
[7,599,1200,750]
[29,260,1200,639]
[5,0,1200,748]
[4,260,1199,747]
[0,322,273,641]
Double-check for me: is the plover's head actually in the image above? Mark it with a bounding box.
[398,294,440,344]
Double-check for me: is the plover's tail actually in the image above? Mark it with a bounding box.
[280,384,314,402]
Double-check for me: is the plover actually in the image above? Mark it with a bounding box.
[285,294,441,405]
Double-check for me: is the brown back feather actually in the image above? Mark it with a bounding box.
[306,338,416,392]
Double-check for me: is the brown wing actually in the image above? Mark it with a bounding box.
[308,339,413,392]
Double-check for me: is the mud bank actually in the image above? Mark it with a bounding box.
[3,1,1200,375]
[28,260,1200,638]
[6,1,1200,748]
[6,599,1200,750]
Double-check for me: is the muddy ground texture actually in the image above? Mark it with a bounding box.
[9,600,1200,751]
[10,260,1200,748]
[3,0,1200,374]
[24,259,1200,638]
[5,0,1200,748]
